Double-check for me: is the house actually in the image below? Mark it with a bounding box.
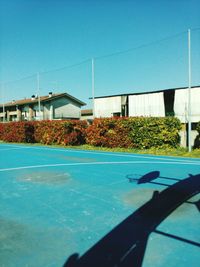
[93,85,200,147]
[0,92,86,121]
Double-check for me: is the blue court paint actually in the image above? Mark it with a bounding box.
[0,143,199,267]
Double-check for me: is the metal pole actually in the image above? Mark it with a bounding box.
[188,29,192,152]
[1,83,5,123]
[37,72,41,120]
[2,102,5,123]
[92,58,95,118]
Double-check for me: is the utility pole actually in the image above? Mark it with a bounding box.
[92,58,95,118]
[37,72,41,120]
[1,83,5,123]
[188,29,192,152]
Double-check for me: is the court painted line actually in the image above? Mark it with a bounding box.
[41,201,75,232]
[1,144,200,164]
[0,147,32,151]
[0,160,200,172]
[69,188,118,206]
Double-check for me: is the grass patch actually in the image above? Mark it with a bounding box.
[73,145,200,158]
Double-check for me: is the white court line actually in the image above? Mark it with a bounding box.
[0,147,32,151]
[0,160,200,172]
[69,188,116,206]
[1,143,200,164]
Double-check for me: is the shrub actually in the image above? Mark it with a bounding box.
[34,120,87,145]
[86,117,181,149]
[85,118,133,148]
[0,122,35,143]
[0,117,181,149]
[127,117,181,149]
[0,120,87,145]
[197,121,200,133]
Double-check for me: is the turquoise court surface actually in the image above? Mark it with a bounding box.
[0,144,199,267]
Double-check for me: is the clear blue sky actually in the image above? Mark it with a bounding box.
[0,0,200,107]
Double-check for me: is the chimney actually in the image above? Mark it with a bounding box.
[48,92,53,98]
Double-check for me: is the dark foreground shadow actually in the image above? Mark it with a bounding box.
[63,173,200,267]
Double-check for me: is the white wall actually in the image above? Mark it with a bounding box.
[174,87,200,123]
[95,96,121,118]
[53,97,81,119]
[129,92,165,117]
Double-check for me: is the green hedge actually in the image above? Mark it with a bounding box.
[126,117,181,149]
[0,117,181,149]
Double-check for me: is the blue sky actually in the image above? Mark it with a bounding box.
[0,0,200,107]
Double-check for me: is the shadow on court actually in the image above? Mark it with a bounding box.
[63,172,200,267]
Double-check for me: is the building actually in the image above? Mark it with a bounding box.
[94,85,200,123]
[93,85,200,147]
[80,109,93,121]
[0,92,86,121]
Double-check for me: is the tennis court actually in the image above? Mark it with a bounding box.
[0,143,199,267]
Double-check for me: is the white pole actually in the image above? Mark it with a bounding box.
[37,72,41,120]
[188,29,192,152]
[2,83,5,123]
[92,58,95,118]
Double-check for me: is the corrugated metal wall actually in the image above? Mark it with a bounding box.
[174,87,200,123]
[128,92,165,117]
[95,96,121,118]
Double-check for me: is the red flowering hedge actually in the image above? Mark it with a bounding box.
[85,118,133,148]
[0,120,87,145]
[0,122,35,143]
[86,117,181,149]
[0,117,181,149]
[34,120,87,145]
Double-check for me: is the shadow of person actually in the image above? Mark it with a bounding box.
[63,173,200,267]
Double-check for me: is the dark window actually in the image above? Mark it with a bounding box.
[164,90,175,116]
[113,112,121,117]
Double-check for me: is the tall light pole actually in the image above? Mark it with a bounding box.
[1,83,5,123]
[92,58,95,118]
[188,29,192,152]
[37,72,41,120]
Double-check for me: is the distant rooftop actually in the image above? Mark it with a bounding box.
[1,92,86,107]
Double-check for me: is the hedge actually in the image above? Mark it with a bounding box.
[86,117,181,149]
[195,121,200,148]
[0,122,35,143]
[0,120,87,145]
[0,117,182,149]
[85,118,133,148]
[197,121,200,134]
[34,120,87,145]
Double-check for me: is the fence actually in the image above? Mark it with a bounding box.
[0,29,200,118]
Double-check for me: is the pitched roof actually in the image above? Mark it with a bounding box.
[2,92,86,107]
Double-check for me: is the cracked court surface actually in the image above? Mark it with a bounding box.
[0,143,199,267]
